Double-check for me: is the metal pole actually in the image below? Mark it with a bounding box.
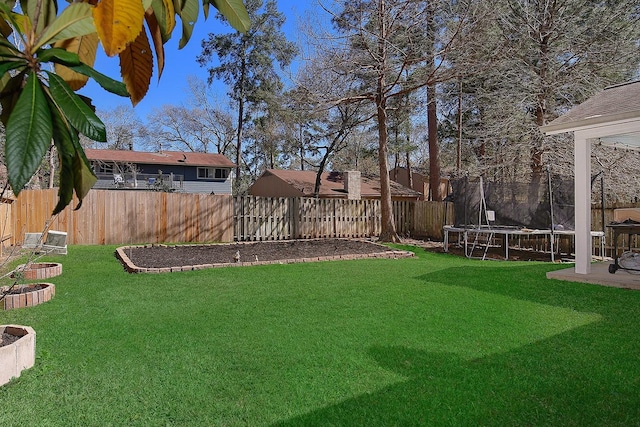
[547,166,555,262]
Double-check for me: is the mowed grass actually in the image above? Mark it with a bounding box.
[1,244,640,426]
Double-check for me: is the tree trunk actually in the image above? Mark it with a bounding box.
[235,50,248,185]
[48,144,55,189]
[427,83,441,201]
[406,150,413,191]
[426,3,441,202]
[235,96,244,183]
[376,0,400,243]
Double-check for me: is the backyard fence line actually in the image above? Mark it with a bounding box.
[234,196,454,241]
[9,190,454,246]
[11,189,234,245]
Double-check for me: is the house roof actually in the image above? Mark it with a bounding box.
[84,149,236,168]
[541,81,640,147]
[260,169,422,198]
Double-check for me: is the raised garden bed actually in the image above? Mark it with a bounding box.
[0,325,36,386]
[1,283,55,310]
[14,262,62,280]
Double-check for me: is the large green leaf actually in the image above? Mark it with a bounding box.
[49,100,76,214]
[5,71,53,194]
[66,62,129,97]
[177,0,198,48]
[48,97,96,214]
[35,2,95,50]
[37,47,81,65]
[46,71,106,141]
[20,0,57,35]
[211,0,250,33]
[0,71,23,125]
[0,60,24,77]
[72,149,97,210]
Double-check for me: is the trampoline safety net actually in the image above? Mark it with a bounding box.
[449,176,575,230]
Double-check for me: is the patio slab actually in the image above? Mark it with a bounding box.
[547,261,640,290]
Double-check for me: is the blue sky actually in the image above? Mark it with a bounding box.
[79,1,312,120]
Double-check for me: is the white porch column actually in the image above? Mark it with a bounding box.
[574,130,592,274]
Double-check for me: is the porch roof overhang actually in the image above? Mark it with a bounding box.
[541,80,640,148]
[541,80,640,276]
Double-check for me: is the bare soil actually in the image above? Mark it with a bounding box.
[2,284,46,295]
[125,239,401,268]
[0,332,19,348]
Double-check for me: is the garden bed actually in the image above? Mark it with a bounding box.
[117,239,414,273]
[14,262,62,280]
[1,283,55,310]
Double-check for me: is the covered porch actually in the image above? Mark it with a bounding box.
[542,80,640,284]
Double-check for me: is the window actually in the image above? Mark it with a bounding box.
[95,162,114,174]
[197,167,229,180]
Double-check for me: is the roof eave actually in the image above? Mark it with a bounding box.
[541,110,640,135]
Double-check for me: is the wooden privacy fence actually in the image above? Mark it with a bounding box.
[234,196,454,241]
[12,189,234,245]
[10,190,452,246]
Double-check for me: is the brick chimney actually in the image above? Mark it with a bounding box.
[344,171,361,200]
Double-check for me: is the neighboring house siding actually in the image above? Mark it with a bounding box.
[182,179,232,194]
[92,162,233,194]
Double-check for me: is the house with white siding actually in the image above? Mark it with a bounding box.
[85,149,235,194]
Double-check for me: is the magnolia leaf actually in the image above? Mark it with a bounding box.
[66,62,129,96]
[36,3,95,50]
[5,71,53,194]
[11,11,32,35]
[211,0,249,33]
[46,71,107,141]
[20,0,57,35]
[0,60,24,76]
[49,99,76,214]
[72,149,97,210]
[0,71,24,126]
[53,33,99,90]
[93,0,144,57]
[203,2,209,20]
[37,47,81,65]
[177,0,197,48]
[118,27,152,105]
[150,0,175,43]
[0,15,12,36]
[144,9,164,79]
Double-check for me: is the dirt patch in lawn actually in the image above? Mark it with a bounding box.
[117,239,415,273]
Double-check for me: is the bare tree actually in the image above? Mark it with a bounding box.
[95,106,146,151]
[145,77,236,154]
[318,0,474,241]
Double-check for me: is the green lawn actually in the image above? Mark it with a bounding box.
[1,244,639,426]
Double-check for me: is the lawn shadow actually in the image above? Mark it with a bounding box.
[273,338,640,426]
[272,264,640,426]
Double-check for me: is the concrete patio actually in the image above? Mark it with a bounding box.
[547,261,640,290]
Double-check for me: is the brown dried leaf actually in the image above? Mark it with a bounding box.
[53,33,99,91]
[92,0,144,57]
[119,27,153,106]
[144,9,164,80]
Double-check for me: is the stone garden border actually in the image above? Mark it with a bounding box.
[1,283,55,310]
[116,240,415,274]
[14,262,62,280]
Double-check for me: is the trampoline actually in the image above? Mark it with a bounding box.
[443,225,605,261]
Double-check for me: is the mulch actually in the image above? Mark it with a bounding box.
[124,239,403,269]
